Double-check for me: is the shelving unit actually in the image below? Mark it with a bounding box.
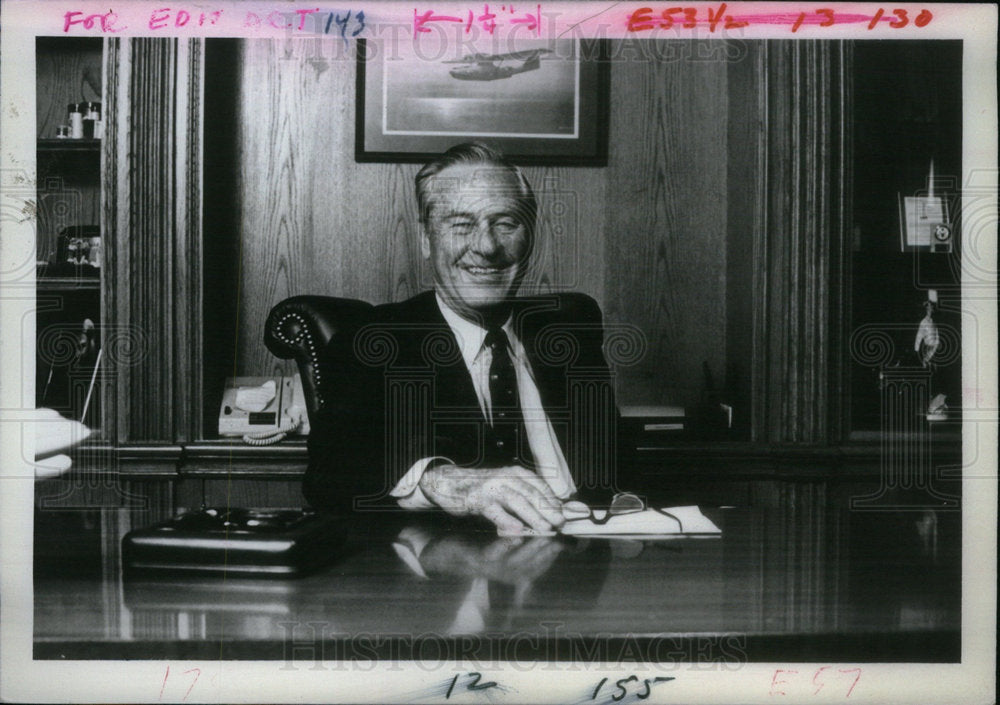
[38,138,102,151]
[35,37,105,429]
[33,275,101,291]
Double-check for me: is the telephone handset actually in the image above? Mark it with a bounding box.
[218,375,310,445]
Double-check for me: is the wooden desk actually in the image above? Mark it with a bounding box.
[33,474,960,663]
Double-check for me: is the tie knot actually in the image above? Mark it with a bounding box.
[484,327,509,352]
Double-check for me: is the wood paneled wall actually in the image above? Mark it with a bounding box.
[604,42,729,408]
[231,40,732,409]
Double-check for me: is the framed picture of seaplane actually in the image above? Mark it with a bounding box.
[356,38,609,165]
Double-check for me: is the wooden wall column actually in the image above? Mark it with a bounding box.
[750,42,850,444]
[102,38,204,444]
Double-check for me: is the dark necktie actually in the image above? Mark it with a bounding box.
[484,327,534,468]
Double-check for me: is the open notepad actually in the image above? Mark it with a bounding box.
[500,505,722,539]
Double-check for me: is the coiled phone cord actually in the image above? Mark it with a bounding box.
[241,406,305,446]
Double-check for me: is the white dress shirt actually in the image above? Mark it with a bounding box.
[390,294,576,508]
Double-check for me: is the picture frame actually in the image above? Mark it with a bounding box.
[898,194,953,252]
[355,38,609,166]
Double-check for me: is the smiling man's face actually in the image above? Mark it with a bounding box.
[421,163,533,323]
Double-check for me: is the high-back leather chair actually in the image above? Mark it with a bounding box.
[263,295,374,418]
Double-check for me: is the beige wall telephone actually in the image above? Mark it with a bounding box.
[218,375,310,445]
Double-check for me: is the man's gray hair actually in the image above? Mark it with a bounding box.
[414,142,537,233]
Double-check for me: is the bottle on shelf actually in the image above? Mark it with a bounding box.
[68,103,83,138]
[81,101,101,139]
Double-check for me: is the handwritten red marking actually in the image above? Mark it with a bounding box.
[269,10,292,28]
[509,4,541,32]
[295,8,321,30]
[660,7,677,29]
[419,3,538,34]
[147,6,223,29]
[703,2,748,31]
[768,666,862,697]
[626,8,933,32]
[811,666,830,695]
[414,9,463,35]
[838,668,861,698]
[769,669,797,696]
[181,668,201,701]
[465,4,498,33]
[707,2,726,32]
[728,12,854,26]
[626,6,654,30]
[159,665,170,701]
[148,7,170,29]
[63,10,125,33]
[481,7,497,33]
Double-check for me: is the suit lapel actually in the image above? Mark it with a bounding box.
[412,292,482,414]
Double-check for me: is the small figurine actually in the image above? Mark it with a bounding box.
[927,393,948,421]
[914,300,940,367]
[914,295,947,420]
[64,237,91,265]
[65,237,79,263]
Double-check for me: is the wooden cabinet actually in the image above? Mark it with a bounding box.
[35,38,104,427]
[847,41,963,438]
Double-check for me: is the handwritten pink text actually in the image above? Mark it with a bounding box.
[414,4,542,37]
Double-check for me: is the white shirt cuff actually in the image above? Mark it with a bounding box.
[390,456,452,509]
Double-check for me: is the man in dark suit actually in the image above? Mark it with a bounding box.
[305,143,626,533]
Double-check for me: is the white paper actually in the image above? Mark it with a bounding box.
[561,505,722,537]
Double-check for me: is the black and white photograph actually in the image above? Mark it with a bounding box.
[0,2,996,703]
[358,37,609,163]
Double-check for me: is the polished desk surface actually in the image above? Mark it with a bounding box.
[33,477,960,662]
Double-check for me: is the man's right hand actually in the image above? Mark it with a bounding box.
[418,464,566,534]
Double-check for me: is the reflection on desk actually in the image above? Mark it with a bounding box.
[33,478,960,662]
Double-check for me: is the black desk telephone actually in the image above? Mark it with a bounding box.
[218,375,309,445]
[122,507,346,577]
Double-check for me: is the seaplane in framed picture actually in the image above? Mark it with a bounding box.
[442,49,554,81]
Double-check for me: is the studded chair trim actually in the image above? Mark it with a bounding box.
[263,296,375,418]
